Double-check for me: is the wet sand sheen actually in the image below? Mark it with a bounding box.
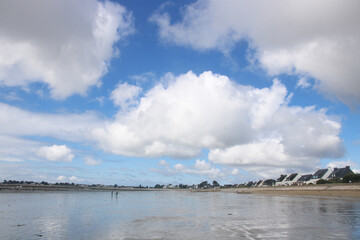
[1,191,359,239]
[232,184,360,198]
[242,190,360,198]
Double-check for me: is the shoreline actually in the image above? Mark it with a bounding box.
[1,184,360,198]
[0,184,169,193]
[232,184,360,198]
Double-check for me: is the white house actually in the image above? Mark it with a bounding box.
[306,168,332,184]
[275,174,289,186]
[283,173,301,186]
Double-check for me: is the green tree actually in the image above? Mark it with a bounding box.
[343,173,360,183]
[41,181,49,185]
[212,181,220,187]
[198,181,208,188]
[317,179,329,184]
[179,184,188,189]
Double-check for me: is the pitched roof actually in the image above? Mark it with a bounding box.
[286,173,298,181]
[329,166,353,179]
[245,181,254,187]
[263,179,276,186]
[277,175,287,182]
[297,174,312,182]
[312,169,328,179]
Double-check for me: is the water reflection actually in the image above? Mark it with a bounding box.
[0,191,359,239]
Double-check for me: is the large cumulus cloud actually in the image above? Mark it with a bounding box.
[150,0,360,106]
[0,71,345,175]
[91,71,344,172]
[0,0,134,99]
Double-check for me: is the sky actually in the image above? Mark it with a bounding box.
[0,0,359,186]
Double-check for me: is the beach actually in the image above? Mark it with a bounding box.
[231,184,360,198]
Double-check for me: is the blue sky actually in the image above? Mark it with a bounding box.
[0,0,359,186]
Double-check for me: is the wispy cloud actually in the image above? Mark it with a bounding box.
[83,156,102,166]
[151,160,225,179]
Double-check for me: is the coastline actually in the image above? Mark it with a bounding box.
[1,183,360,198]
[0,184,168,193]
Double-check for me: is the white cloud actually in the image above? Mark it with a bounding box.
[231,169,239,175]
[194,159,212,171]
[296,77,311,89]
[241,166,292,180]
[158,160,168,166]
[2,91,22,101]
[0,0,134,99]
[151,0,360,106]
[95,96,105,106]
[56,175,82,182]
[326,160,359,174]
[0,102,102,142]
[110,83,141,110]
[92,71,253,157]
[0,71,345,176]
[0,135,41,162]
[69,176,79,182]
[37,145,74,162]
[91,71,344,174]
[174,163,186,171]
[84,156,102,166]
[130,72,156,85]
[163,161,224,179]
[326,160,358,170]
[56,175,66,181]
[208,139,315,179]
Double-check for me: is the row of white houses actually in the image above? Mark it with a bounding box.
[255,166,354,187]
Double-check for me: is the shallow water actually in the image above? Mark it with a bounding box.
[0,191,359,239]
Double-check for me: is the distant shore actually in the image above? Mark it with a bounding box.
[1,183,360,198]
[0,184,166,193]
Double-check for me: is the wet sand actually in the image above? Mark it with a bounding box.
[2,190,359,239]
[231,184,360,198]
